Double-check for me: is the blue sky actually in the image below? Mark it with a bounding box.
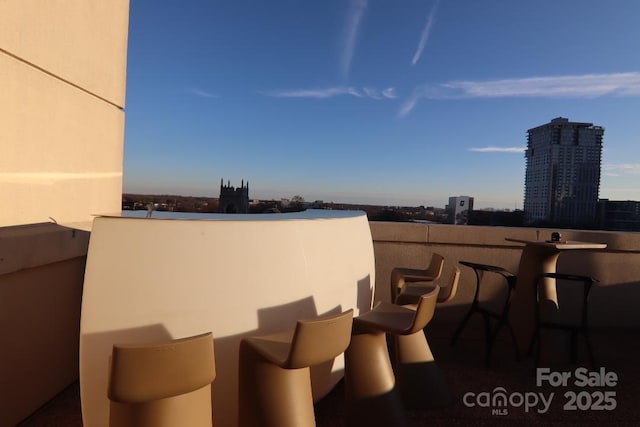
[123,0,640,209]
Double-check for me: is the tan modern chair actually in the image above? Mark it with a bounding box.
[345,287,443,426]
[390,253,444,303]
[108,332,216,427]
[394,267,460,305]
[529,272,598,367]
[238,309,354,427]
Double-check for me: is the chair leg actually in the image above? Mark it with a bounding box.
[450,303,476,347]
[345,329,407,427]
[527,328,541,369]
[584,330,596,368]
[239,342,316,427]
[482,313,493,368]
[493,315,520,362]
[487,317,511,368]
[505,323,520,361]
[395,331,452,409]
[570,331,578,363]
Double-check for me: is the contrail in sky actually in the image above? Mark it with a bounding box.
[399,71,640,116]
[468,147,525,153]
[190,88,217,98]
[262,86,396,100]
[603,163,640,175]
[412,0,440,65]
[342,0,367,80]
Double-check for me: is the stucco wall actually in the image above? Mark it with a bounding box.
[0,0,129,227]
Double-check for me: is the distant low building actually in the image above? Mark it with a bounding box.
[597,199,640,231]
[469,209,524,227]
[446,196,474,224]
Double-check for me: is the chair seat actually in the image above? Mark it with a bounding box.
[396,284,437,296]
[395,268,460,307]
[458,260,516,279]
[239,309,354,427]
[243,331,295,367]
[356,302,422,335]
[393,267,439,282]
[390,253,445,302]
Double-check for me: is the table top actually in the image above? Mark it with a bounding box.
[505,238,607,250]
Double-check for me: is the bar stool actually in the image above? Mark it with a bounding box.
[108,332,216,427]
[390,252,444,303]
[238,309,353,427]
[451,261,519,367]
[529,272,598,367]
[345,287,443,427]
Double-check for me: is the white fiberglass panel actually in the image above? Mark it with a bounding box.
[79,210,374,426]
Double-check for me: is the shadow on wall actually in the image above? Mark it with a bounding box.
[357,275,373,314]
[81,296,352,427]
[560,230,640,328]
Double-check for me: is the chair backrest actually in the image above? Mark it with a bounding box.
[405,286,439,334]
[426,253,445,281]
[285,309,354,369]
[108,332,215,403]
[108,332,215,427]
[437,267,460,303]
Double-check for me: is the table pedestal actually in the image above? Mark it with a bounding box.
[509,245,560,357]
[506,238,606,363]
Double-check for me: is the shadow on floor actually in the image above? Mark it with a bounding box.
[20,326,640,426]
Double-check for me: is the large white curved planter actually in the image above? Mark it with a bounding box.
[79,210,375,426]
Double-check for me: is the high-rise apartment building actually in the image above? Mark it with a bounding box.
[524,117,604,227]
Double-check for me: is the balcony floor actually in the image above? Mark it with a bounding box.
[19,323,640,426]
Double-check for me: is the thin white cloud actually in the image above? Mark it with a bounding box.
[263,86,395,100]
[342,0,367,80]
[468,147,526,153]
[190,88,217,98]
[443,72,640,98]
[399,72,640,116]
[263,87,361,99]
[362,87,382,99]
[412,0,440,66]
[398,93,420,117]
[602,163,640,175]
[382,87,398,99]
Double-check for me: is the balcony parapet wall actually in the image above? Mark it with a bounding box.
[0,222,90,275]
[371,222,640,330]
[0,222,89,427]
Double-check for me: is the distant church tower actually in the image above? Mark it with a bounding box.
[219,179,249,213]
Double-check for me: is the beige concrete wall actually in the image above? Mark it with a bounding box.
[0,223,89,427]
[371,222,640,329]
[0,0,129,227]
[0,1,128,423]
